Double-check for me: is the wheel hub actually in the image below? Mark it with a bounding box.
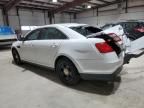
[63,68,70,76]
[15,54,18,59]
[14,53,18,60]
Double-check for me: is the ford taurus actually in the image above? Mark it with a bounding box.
[11,23,124,85]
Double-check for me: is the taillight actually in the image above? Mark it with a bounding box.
[108,33,121,42]
[95,42,114,53]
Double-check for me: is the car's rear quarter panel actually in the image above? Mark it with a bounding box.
[56,38,123,75]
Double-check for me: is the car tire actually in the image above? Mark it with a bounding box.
[55,58,80,85]
[12,49,22,65]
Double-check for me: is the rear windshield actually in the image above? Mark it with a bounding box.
[0,26,15,35]
[70,26,102,36]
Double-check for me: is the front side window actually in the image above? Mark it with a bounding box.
[25,29,41,40]
[39,28,67,40]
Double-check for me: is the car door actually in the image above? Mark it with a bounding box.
[35,27,68,67]
[20,29,41,63]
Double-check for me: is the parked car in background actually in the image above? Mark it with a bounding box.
[101,21,144,41]
[101,21,144,64]
[11,23,124,85]
[0,26,16,46]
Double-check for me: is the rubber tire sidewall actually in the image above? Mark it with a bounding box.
[12,49,22,65]
[56,58,80,85]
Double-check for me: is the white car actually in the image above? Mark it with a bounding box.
[11,23,124,85]
[0,26,16,46]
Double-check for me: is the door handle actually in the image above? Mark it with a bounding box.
[51,43,58,48]
[51,44,57,48]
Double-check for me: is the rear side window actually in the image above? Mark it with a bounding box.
[39,28,67,40]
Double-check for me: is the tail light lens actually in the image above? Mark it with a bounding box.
[108,33,121,42]
[95,42,114,53]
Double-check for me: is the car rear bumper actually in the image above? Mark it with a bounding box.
[80,66,123,81]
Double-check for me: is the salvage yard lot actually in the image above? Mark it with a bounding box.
[0,47,144,108]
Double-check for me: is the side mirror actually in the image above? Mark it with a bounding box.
[17,35,25,41]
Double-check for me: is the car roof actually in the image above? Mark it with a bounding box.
[39,23,87,28]
[25,23,89,39]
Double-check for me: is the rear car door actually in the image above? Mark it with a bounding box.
[35,27,68,67]
[20,29,41,63]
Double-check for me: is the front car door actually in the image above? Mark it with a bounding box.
[35,27,68,67]
[20,29,41,63]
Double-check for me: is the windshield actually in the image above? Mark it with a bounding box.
[70,26,102,36]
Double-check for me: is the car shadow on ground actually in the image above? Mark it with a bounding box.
[12,61,121,96]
